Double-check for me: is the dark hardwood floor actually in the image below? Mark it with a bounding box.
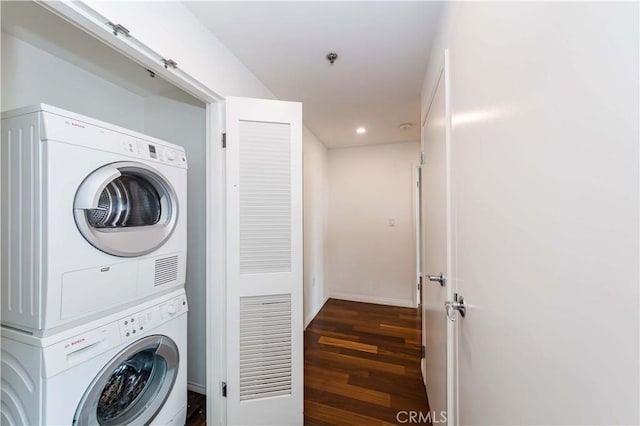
[305,298,429,425]
[186,298,429,426]
[186,390,207,426]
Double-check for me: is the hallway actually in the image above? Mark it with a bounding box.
[304,299,428,425]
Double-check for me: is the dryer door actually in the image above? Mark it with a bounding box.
[73,335,179,426]
[74,161,178,257]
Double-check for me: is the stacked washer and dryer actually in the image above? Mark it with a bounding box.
[1,104,190,425]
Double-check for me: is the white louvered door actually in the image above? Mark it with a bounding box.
[225,97,303,426]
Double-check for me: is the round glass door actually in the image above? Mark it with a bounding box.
[74,335,179,426]
[87,174,162,229]
[74,161,178,257]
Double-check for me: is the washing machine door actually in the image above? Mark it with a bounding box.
[73,335,179,426]
[74,161,178,257]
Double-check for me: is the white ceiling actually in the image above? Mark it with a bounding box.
[184,1,443,149]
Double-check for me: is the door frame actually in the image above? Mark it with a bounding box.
[36,2,227,424]
[206,101,227,426]
[413,164,423,308]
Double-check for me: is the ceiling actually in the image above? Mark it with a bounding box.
[184,1,443,149]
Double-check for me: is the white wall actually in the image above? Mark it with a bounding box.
[303,127,329,327]
[327,141,420,307]
[142,91,207,392]
[1,33,145,130]
[422,2,639,424]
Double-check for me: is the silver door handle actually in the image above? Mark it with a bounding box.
[427,273,446,286]
[445,293,466,321]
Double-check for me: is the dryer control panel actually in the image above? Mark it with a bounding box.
[118,293,188,341]
[122,139,187,166]
[38,107,188,168]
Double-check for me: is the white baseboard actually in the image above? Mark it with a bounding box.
[188,381,206,395]
[329,292,415,308]
[304,295,329,329]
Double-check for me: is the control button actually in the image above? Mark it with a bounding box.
[167,304,177,316]
[166,150,176,161]
[140,326,144,331]
[131,318,135,322]
[124,320,128,325]
[132,329,136,334]
[182,300,186,306]
[126,332,130,337]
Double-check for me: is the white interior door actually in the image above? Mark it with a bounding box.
[422,51,454,425]
[448,3,639,424]
[225,96,303,426]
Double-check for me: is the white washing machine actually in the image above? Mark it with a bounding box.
[0,288,188,426]
[1,104,188,333]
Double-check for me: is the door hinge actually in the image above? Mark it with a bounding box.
[222,133,227,148]
[222,381,227,397]
[162,58,178,69]
[420,151,425,165]
[421,345,426,359]
[417,282,421,291]
[107,22,131,37]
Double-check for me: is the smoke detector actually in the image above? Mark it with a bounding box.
[398,122,413,131]
[326,52,338,65]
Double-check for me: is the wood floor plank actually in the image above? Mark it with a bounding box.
[318,336,379,353]
[352,323,418,341]
[305,387,403,424]
[305,400,397,426]
[306,375,392,407]
[305,363,350,383]
[348,370,429,401]
[306,329,363,342]
[306,349,407,375]
[185,391,206,426]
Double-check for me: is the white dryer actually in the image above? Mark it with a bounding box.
[0,288,188,425]
[1,104,188,333]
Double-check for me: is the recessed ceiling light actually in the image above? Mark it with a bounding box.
[398,122,413,131]
[356,127,366,134]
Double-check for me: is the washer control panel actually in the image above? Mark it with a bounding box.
[118,293,188,341]
[161,294,188,320]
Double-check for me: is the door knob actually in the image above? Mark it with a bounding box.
[445,293,466,321]
[427,273,446,287]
